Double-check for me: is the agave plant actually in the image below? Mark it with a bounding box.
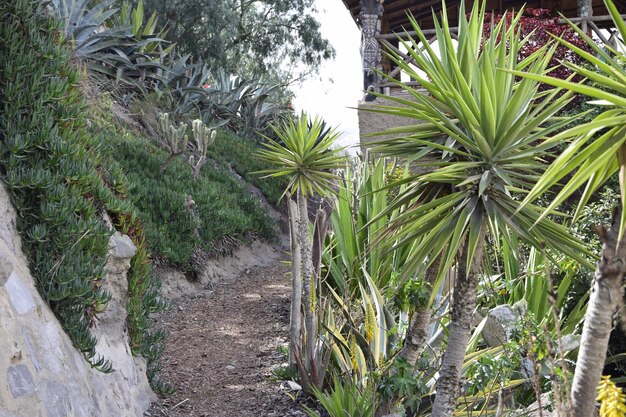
[304,373,375,417]
[324,271,398,379]
[508,0,626,415]
[367,2,593,415]
[49,0,168,90]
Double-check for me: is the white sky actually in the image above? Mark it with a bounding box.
[292,0,363,150]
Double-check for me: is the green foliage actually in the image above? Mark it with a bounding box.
[324,273,397,381]
[270,365,299,382]
[0,0,123,371]
[514,0,626,233]
[379,357,428,413]
[100,129,277,266]
[1,0,169,386]
[304,374,375,417]
[393,277,430,314]
[113,211,169,391]
[49,0,171,91]
[206,129,286,206]
[323,156,414,296]
[49,0,293,134]
[145,64,289,136]
[368,1,593,295]
[199,70,287,135]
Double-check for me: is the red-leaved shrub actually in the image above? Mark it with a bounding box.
[483,8,594,87]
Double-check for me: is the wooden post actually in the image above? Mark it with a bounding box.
[577,0,592,32]
[359,0,384,101]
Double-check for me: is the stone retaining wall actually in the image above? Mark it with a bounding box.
[0,184,155,417]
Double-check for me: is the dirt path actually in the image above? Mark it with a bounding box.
[146,252,307,417]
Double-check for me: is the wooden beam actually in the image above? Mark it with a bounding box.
[577,0,593,30]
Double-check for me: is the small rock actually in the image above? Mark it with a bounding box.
[178,305,184,311]
[4,272,36,315]
[225,365,235,371]
[482,304,519,346]
[110,233,136,259]
[286,381,302,391]
[7,364,36,398]
[560,334,580,352]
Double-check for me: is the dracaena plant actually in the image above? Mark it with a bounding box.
[256,113,346,394]
[508,0,626,415]
[366,2,592,415]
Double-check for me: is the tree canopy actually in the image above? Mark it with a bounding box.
[143,0,335,79]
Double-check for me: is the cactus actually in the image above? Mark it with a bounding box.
[190,119,216,178]
[157,112,188,173]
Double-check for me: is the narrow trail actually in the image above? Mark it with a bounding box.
[147,252,307,417]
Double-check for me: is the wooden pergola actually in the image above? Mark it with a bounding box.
[342,0,626,100]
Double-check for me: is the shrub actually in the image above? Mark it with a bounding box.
[483,8,593,84]
[208,129,287,205]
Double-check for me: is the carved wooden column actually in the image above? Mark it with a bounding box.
[359,0,384,101]
[577,0,592,31]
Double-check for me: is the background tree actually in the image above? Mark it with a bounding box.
[141,0,334,81]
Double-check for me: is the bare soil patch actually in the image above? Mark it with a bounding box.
[146,245,310,417]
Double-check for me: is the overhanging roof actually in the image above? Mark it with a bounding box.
[342,0,626,32]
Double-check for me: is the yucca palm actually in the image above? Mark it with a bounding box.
[509,1,626,415]
[256,113,346,393]
[368,3,592,415]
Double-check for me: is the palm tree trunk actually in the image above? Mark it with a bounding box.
[571,205,626,417]
[399,256,442,365]
[431,226,487,417]
[287,195,302,369]
[296,190,314,374]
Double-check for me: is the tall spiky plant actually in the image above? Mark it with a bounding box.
[367,2,592,415]
[256,113,346,393]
